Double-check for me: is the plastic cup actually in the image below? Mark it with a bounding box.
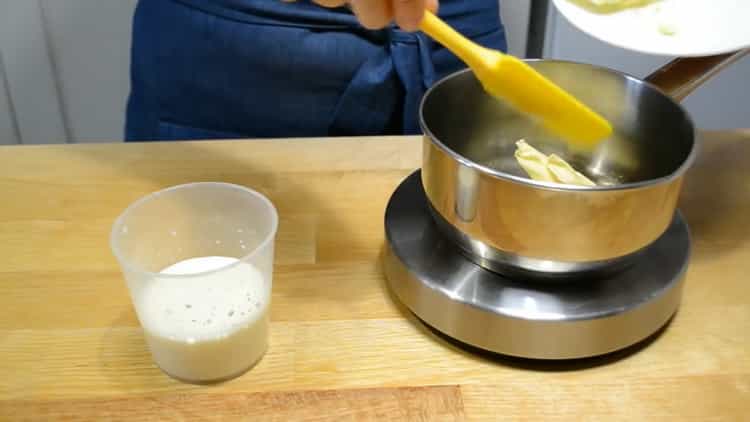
[110,182,278,383]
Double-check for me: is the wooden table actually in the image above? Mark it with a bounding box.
[1,132,748,421]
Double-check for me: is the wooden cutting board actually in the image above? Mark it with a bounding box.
[0,132,748,421]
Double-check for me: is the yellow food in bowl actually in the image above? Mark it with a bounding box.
[567,0,660,14]
[514,140,596,187]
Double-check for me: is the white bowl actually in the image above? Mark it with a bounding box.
[552,0,750,56]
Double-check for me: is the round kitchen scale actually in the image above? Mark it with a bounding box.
[382,171,690,360]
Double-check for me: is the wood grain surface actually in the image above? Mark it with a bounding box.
[0,132,749,421]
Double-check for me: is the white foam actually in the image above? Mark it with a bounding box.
[138,256,267,343]
[135,256,270,381]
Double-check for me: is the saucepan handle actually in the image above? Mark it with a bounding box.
[645,48,750,102]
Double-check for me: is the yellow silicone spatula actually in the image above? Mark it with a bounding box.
[419,11,613,150]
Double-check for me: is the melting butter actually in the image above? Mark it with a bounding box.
[566,0,660,14]
[514,140,596,187]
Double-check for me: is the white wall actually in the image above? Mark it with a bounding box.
[544,5,750,129]
[501,0,532,57]
[42,0,138,143]
[0,0,135,145]
[0,0,69,144]
[0,55,20,145]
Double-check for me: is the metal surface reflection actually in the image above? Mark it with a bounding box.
[383,171,689,359]
[420,61,697,275]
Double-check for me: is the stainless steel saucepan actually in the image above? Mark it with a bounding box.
[420,49,749,279]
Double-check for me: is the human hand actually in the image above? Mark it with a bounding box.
[312,0,439,31]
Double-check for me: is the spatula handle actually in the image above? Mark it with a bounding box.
[419,11,491,69]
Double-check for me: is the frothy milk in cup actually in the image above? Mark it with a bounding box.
[135,256,270,382]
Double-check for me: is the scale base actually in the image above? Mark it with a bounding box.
[383,171,690,360]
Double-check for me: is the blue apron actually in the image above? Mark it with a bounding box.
[125,0,506,141]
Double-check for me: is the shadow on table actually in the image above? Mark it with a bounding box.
[98,309,263,388]
[96,309,169,391]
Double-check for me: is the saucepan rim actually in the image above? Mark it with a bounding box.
[418,60,699,192]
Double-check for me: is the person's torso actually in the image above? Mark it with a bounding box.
[173,0,501,38]
[127,0,506,140]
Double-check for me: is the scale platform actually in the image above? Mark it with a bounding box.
[383,171,690,360]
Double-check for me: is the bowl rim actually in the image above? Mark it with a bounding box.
[109,182,279,278]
